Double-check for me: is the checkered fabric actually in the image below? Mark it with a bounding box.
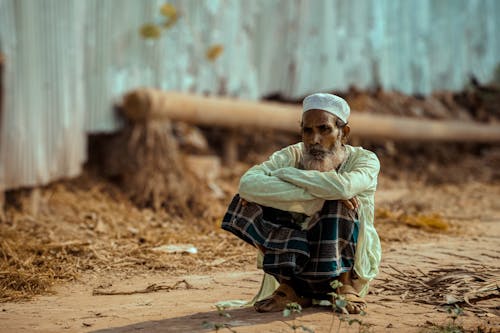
[221,194,359,298]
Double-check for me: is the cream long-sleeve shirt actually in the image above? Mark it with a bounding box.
[238,142,381,296]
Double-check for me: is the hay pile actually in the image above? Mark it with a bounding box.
[0,235,80,302]
[0,175,254,302]
[100,89,211,215]
[106,120,205,215]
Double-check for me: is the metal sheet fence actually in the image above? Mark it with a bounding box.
[0,0,499,190]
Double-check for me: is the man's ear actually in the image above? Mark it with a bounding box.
[342,125,350,138]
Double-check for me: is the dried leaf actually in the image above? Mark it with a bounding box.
[206,44,224,62]
[159,3,179,29]
[401,213,449,231]
[140,24,162,39]
[160,3,177,19]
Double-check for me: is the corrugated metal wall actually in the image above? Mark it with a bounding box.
[83,0,262,132]
[1,0,499,190]
[0,0,86,190]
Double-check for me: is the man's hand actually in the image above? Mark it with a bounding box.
[341,197,359,210]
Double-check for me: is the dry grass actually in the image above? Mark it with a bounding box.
[0,174,253,302]
[0,243,79,302]
[102,119,208,215]
[376,208,450,231]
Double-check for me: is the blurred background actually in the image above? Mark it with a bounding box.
[1,0,499,192]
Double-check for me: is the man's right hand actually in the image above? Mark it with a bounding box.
[341,197,358,210]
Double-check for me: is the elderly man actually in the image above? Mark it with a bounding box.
[221,93,381,313]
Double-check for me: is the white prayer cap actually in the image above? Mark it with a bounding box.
[302,93,350,123]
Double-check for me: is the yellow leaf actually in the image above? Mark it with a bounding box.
[160,3,177,19]
[206,44,224,62]
[400,213,449,231]
[139,24,162,39]
[375,207,395,219]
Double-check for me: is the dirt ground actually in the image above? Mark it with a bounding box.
[1,166,499,332]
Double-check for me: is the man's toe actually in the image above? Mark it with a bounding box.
[345,300,366,314]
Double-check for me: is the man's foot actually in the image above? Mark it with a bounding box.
[337,284,367,314]
[334,271,367,314]
[254,283,312,312]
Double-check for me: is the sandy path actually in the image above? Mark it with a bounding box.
[1,220,498,333]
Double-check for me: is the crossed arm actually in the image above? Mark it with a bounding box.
[238,145,380,216]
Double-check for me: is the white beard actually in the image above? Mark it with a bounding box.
[301,143,346,172]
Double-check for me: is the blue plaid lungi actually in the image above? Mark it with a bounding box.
[221,194,359,298]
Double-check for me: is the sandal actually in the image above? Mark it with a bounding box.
[337,284,367,314]
[254,283,312,313]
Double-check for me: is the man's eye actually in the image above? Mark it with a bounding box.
[303,128,312,133]
[320,126,332,133]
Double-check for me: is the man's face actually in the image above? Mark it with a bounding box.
[301,109,342,159]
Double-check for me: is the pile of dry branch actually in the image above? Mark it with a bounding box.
[375,265,500,315]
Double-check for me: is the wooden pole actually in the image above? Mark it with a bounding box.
[122,89,500,142]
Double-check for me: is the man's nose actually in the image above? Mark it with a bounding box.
[312,133,321,144]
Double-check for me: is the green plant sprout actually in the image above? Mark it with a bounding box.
[216,304,231,318]
[201,304,236,332]
[201,321,237,333]
[282,302,315,333]
[419,304,466,333]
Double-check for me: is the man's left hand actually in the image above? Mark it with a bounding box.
[341,197,358,210]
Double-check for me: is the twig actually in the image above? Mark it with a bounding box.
[388,264,409,277]
[92,279,193,296]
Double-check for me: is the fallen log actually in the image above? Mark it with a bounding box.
[122,89,500,143]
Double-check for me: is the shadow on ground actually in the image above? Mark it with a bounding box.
[91,306,330,332]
